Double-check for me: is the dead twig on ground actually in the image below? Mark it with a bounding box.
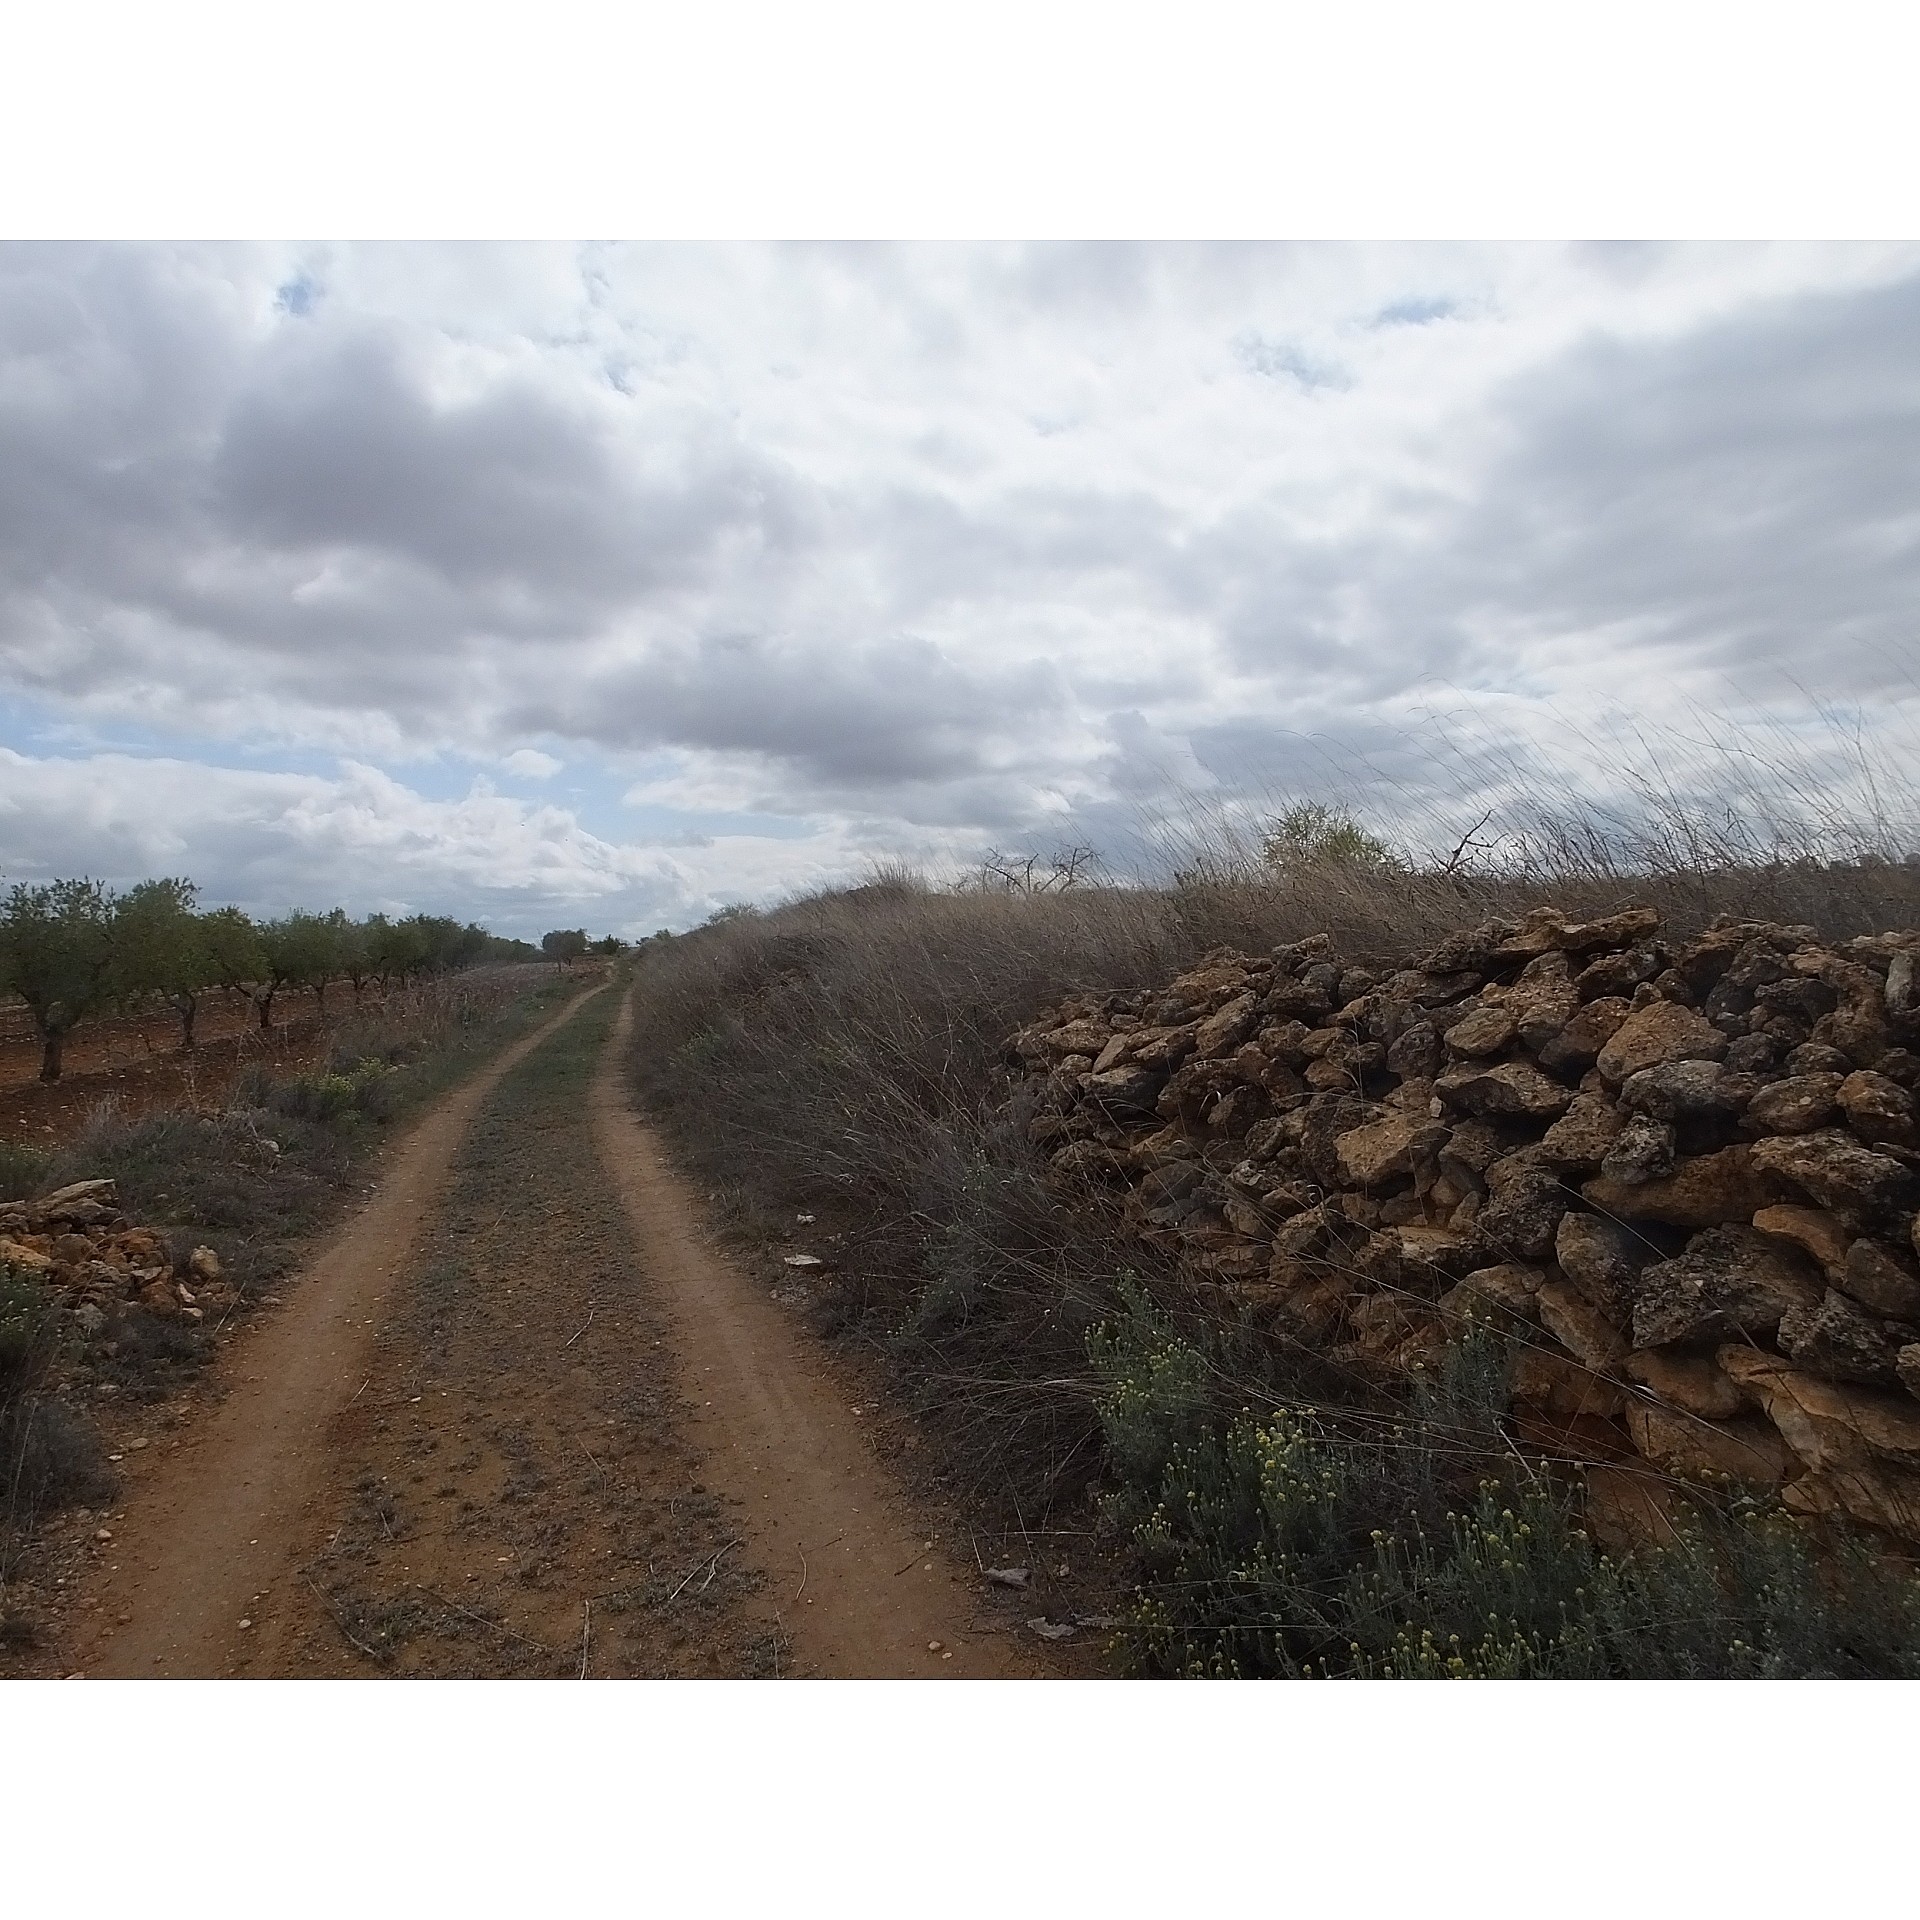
[664,1537,743,1605]
[410,1583,554,1654]
[303,1571,383,1661]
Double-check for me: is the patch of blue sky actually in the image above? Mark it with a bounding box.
[1371,295,1457,328]
[1233,332,1353,392]
[0,693,348,782]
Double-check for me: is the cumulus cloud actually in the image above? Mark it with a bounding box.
[503,748,561,779]
[2,239,1918,923]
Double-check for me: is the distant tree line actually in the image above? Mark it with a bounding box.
[0,876,552,1082]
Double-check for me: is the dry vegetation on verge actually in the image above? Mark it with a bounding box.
[626,785,1920,1676]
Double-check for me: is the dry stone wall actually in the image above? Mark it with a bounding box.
[1006,905,1920,1541]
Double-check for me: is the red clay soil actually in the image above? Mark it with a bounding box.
[43,983,1058,1679]
[0,992,337,1148]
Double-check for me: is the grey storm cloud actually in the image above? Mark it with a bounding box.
[2,240,1918,925]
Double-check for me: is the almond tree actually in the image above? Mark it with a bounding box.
[255,911,343,1028]
[198,906,267,1024]
[112,877,209,1049]
[0,878,119,1081]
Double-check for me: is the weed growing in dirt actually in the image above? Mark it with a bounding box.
[1089,1290,1920,1678]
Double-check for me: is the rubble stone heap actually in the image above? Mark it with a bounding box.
[1007,905,1920,1540]
[0,1179,231,1333]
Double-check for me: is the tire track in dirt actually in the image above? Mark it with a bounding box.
[591,990,1042,1678]
[274,984,768,1677]
[59,978,1050,1678]
[60,983,607,1678]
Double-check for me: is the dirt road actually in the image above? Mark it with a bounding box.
[590,992,1039,1677]
[56,981,1045,1678]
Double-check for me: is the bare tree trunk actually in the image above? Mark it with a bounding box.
[176,991,198,1051]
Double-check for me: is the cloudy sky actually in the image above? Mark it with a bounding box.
[2,239,1917,936]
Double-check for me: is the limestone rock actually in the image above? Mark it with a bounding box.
[1439,1262,1544,1327]
[1496,905,1661,957]
[1082,1063,1166,1118]
[1721,1348,1920,1470]
[1333,1113,1440,1189]
[1898,1345,1920,1403]
[1887,951,1917,1020]
[26,1179,119,1228]
[1539,1092,1625,1169]
[1479,1153,1573,1260]
[0,1236,55,1275]
[1287,1094,1376,1188]
[1624,1346,1745,1420]
[1555,1211,1661,1321]
[1743,1073,1845,1136]
[1537,1278,1630,1370]
[1047,1140,1133,1184]
[1838,1070,1917,1148]
[1618,1059,1752,1123]
[1582,1144,1774,1228]
[1786,1042,1854,1077]
[1596,1000,1728,1088]
[1749,1129,1919,1221]
[1538,996,1634,1075]
[1630,1224,1822,1349]
[1600,1113,1677,1187]
[1574,950,1661,1002]
[1625,1402,1792,1487]
[1720,1348,1920,1537]
[1840,1238,1920,1321]
[1750,1204,1849,1281]
[1506,952,1579,1052]
[1509,1348,1627,1420]
[1444,1002,1517,1058]
[1039,1018,1112,1059]
[1193,992,1262,1060]
[1434,1058,1573,1122]
[1777,1288,1911,1388]
[1385,1021,1441,1081]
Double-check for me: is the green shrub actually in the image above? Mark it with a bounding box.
[1090,1290,1920,1679]
[0,1144,46,1204]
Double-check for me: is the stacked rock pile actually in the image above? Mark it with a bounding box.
[0,1178,231,1332]
[1007,905,1920,1540]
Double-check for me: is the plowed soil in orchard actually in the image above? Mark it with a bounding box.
[49,982,1054,1679]
[0,990,339,1148]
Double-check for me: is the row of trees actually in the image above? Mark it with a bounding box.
[0,877,547,1082]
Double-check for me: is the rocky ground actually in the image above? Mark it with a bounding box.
[1010,904,1920,1543]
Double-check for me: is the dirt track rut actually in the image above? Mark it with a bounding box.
[58,982,1039,1679]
